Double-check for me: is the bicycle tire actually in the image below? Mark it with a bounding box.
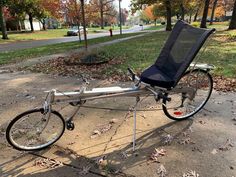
[6,108,65,151]
[163,69,213,121]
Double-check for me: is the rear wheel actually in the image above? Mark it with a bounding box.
[163,69,213,120]
[6,108,65,151]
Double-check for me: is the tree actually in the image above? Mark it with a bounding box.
[8,0,38,32]
[89,0,116,29]
[200,0,210,28]
[0,0,8,39]
[80,0,87,48]
[8,0,62,32]
[142,5,159,25]
[229,0,236,29]
[131,0,172,31]
[37,0,62,30]
[165,0,171,30]
[210,0,218,25]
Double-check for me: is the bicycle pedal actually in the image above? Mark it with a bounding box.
[66,121,75,131]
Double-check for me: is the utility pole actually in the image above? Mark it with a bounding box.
[80,0,87,49]
[119,0,122,35]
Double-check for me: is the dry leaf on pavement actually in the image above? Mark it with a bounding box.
[35,158,63,169]
[79,165,92,175]
[157,164,167,177]
[218,139,234,151]
[162,134,174,145]
[150,148,166,162]
[179,137,195,145]
[183,170,199,177]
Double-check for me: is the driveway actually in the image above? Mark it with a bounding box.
[0,70,235,177]
[0,26,147,53]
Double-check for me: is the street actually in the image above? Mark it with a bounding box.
[0,26,147,52]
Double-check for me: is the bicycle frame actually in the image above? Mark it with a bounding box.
[44,63,214,121]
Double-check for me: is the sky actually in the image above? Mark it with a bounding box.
[115,0,131,10]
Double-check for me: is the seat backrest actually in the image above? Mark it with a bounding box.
[155,20,215,87]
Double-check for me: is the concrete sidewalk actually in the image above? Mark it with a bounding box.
[0,71,235,177]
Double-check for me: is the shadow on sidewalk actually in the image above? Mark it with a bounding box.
[1,119,192,177]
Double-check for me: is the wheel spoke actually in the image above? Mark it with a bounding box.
[6,108,65,151]
[163,70,213,120]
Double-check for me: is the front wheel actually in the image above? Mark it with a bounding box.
[6,108,65,151]
[163,69,213,121]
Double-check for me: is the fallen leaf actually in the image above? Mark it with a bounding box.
[35,158,63,169]
[179,137,195,145]
[79,165,91,175]
[198,120,206,125]
[157,164,167,177]
[150,148,166,162]
[121,151,128,159]
[183,170,199,177]
[211,148,218,155]
[94,156,106,165]
[218,139,234,151]
[109,118,118,124]
[162,134,174,145]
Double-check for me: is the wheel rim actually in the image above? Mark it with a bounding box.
[8,109,65,150]
[164,70,212,119]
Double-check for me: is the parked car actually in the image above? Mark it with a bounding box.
[67,26,88,36]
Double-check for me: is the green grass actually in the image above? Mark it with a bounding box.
[145,24,166,31]
[0,26,131,44]
[191,21,229,30]
[0,33,144,65]
[0,29,68,44]
[88,26,130,32]
[85,30,236,78]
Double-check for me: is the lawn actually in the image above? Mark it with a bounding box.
[0,29,68,43]
[191,21,229,30]
[0,33,144,65]
[145,24,166,31]
[0,26,131,44]
[28,29,236,79]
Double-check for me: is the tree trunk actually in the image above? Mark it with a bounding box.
[42,19,47,30]
[194,7,199,22]
[29,13,34,32]
[0,5,8,39]
[189,13,192,23]
[18,20,22,31]
[80,0,88,49]
[165,0,172,31]
[229,0,236,29]
[100,0,104,29]
[154,19,157,26]
[210,0,218,25]
[180,3,185,20]
[200,0,210,28]
[73,0,81,42]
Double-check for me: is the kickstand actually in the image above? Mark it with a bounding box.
[133,96,140,152]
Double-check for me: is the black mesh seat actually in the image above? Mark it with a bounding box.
[140,20,215,89]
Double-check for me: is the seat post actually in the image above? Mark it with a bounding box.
[133,96,140,152]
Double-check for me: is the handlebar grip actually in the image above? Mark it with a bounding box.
[127,67,135,81]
